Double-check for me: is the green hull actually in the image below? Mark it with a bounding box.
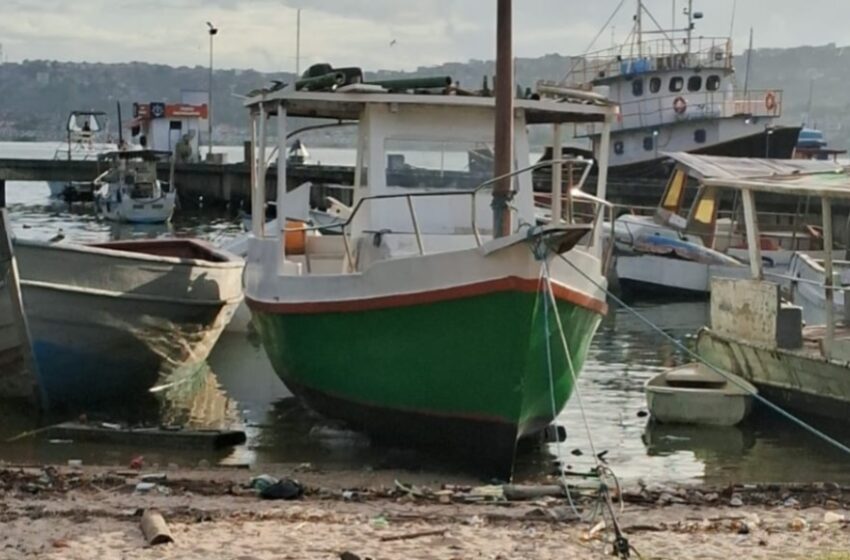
[248,288,601,477]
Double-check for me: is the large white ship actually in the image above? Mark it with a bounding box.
[562,1,800,178]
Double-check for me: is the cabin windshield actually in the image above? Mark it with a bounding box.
[383,138,494,187]
[658,169,687,216]
[685,185,720,245]
[375,137,508,237]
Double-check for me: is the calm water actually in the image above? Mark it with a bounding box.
[2,141,849,484]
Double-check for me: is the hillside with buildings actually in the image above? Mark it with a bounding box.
[0,43,846,147]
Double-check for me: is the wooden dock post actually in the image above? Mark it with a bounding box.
[0,181,43,405]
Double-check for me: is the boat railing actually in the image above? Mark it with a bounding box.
[282,159,609,271]
[563,37,733,86]
[766,271,850,294]
[579,89,782,136]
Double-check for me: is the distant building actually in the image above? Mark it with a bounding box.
[129,100,207,161]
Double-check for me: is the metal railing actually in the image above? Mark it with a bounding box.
[279,159,609,272]
[580,89,782,136]
[564,37,733,85]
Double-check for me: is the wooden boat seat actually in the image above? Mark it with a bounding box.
[665,364,727,389]
[91,239,230,262]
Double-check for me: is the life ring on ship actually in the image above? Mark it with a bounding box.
[765,91,777,112]
[673,96,687,115]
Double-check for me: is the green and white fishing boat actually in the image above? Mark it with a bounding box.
[242,53,616,476]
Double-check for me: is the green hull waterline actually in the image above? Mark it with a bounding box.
[250,289,601,439]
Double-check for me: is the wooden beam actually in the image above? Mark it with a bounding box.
[740,189,763,280]
[492,0,513,238]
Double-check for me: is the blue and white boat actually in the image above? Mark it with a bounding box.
[13,237,244,407]
[612,153,840,297]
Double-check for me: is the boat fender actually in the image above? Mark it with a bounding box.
[673,96,687,115]
[765,91,777,112]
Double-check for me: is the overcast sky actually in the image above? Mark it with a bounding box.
[1,0,848,72]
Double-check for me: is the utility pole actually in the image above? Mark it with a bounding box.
[296,9,302,77]
[206,21,218,159]
[492,0,513,239]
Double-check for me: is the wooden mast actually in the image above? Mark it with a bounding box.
[492,0,513,238]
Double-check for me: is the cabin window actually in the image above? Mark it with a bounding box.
[614,141,624,155]
[649,77,661,93]
[643,136,654,151]
[692,186,718,226]
[383,138,496,233]
[661,169,687,213]
[694,129,707,143]
[706,75,721,91]
[687,76,702,92]
[632,79,644,97]
[669,76,684,92]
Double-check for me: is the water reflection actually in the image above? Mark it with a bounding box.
[6,157,850,483]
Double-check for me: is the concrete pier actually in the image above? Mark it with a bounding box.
[0,157,673,211]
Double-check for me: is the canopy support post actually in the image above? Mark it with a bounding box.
[823,197,835,358]
[593,118,612,259]
[277,102,288,264]
[256,104,267,238]
[551,123,563,225]
[740,189,763,280]
[250,111,261,237]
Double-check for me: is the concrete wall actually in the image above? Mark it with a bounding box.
[710,277,780,348]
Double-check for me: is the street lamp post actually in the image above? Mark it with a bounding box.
[206,21,218,160]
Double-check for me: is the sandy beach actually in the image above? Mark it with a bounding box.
[1,464,849,559]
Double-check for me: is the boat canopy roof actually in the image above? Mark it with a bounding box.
[244,90,616,124]
[665,153,850,199]
[665,152,845,181]
[99,149,171,161]
[69,110,107,116]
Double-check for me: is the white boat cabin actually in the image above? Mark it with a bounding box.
[244,89,618,275]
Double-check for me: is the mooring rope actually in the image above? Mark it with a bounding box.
[539,258,635,558]
[554,252,850,457]
[538,265,590,521]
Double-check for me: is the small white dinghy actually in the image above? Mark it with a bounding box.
[645,362,757,426]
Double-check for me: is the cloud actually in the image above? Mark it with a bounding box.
[1,0,848,71]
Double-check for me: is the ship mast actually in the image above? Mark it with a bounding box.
[686,0,694,54]
[636,0,643,57]
[492,0,513,238]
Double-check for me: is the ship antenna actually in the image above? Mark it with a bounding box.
[560,0,627,83]
[743,27,754,95]
[728,0,737,37]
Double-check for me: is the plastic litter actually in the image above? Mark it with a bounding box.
[259,478,304,500]
[135,482,157,494]
[250,474,278,492]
